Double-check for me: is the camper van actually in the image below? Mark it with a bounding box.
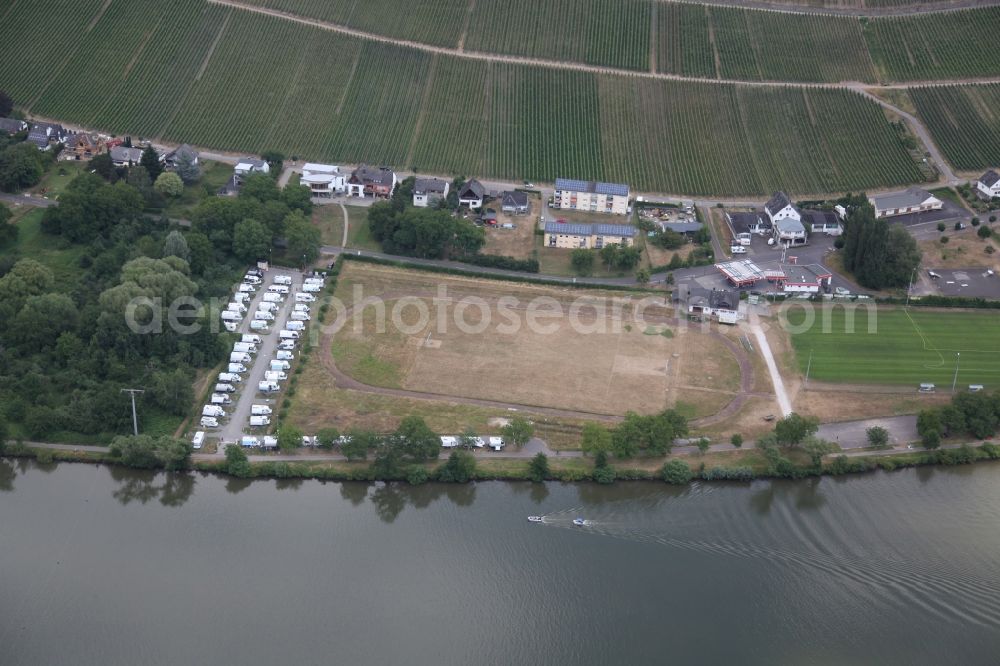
[229,352,252,364]
[233,342,257,354]
[249,415,271,427]
[210,393,232,405]
[273,275,293,285]
[237,282,257,292]
[242,275,261,285]
[226,302,247,314]
[250,319,269,331]
[295,292,316,303]
[233,292,250,303]
[276,350,294,361]
[240,436,260,448]
[285,321,305,331]
[293,303,310,313]
[241,334,261,344]
[258,301,278,312]
[218,372,241,383]
[264,370,287,382]
[261,436,278,449]
[220,311,241,322]
[301,283,322,293]
[919,383,936,393]
[228,363,247,374]
[269,360,290,371]
[262,292,282,303]
[278,339,297,350]
[202,405,226,418]
[251,404,272,416]
[258,381,280,393]
[290,312,309,321]
[268,285,290,294]
[279,330,300,340]
[969,384,985,392]
[214,382,236,393]
[254,310,275,322]
[200,416,219,428]
[191,431,205,450]
[223,321,239,332]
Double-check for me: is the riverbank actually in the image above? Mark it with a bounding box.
[8,440,1000,485]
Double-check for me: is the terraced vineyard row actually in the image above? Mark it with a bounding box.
[910,85,1000,172]
[0,1,928,195]
[655,3,716,78]
[863,7,1000,82]
[240,0,467,47]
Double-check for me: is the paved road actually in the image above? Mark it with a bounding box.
[0,192,55,208]
[216,268,305,446]
[817,414,918,449]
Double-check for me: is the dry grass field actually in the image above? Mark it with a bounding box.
[329,263,743,417]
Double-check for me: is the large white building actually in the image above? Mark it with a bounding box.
[869,187,943,219]
[977,170,1000,199]
[301,163,345,197]
[553,178,629,215]
[763,191,800,225]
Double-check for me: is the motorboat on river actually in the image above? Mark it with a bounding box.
[528,516,544,523]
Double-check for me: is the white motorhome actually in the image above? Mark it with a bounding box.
[218,372,242,383]
[243,275,261,285]
[295,292,316,302]
[285,321,305,331]
[228,363,247,374]
[264,370,287,382]
[210,393,232,405]
[273,275,293,285]
[214,382,236,393]
[241,334,261,344]
[241,436,260,448]
[192,431,205,449]
[233,292,250,303]
[221,311,241,322]
[301,283,322,293]
[250,319,269,331]
[237,283,256,293]
[223,321,238,332]
[249,415,271,427]
[233,342,257,354]
[261,436,278,449]
[226,302,247,314]
[290,312,309,321]
[200,416,219,428]
[269,360,290,371]
[258,301,278,312]
[258,381,280,393]
[254,310,275,321]
[262,292,282,303]
[293,303,310,312]
[276,350,294,361]
[229,352,252,364]
[251,404,273,416]
[279,330,300,340]
[268,285,289,294]
[202,405,226,417]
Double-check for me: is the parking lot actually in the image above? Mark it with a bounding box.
[211,267,308,448]
[920,267,1000,299]
[891,199,971,240]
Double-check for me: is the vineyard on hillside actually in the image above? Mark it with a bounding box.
[0,0,931,195]
[910,85,1000,172]
[863,8,1000,82]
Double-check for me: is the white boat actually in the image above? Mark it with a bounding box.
[527,516,544,523]
[573,518,587,527]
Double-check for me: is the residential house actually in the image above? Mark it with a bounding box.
[500,190,529,215]
[725,211,771,246]
[773,217,808,247]
[763,191,800,225]
[801,210,842,236]
[412,177,449,207]
[682,287,742,322]
[109,145,146,167]
[301,163,345,197]
[775,264,832,294]
[869,187,943,219]
[27,122,66,150]
[234,157,270,181]
[976,170,1000,200]
[164,144,199,170]
[543,221,635,249]
[660,220,703,235]
[0,118,27,135]
[347,164,396,198]
[553,178,629,215]
[457,179,485,209]
[64,132,105,160]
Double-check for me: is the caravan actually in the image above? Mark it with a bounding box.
[202,405,226,418]
[249,415,271,427]
[251,404,273,416]
[270,360,291,371]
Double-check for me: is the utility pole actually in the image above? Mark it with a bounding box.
[951,353,961,393]
[805,349,813,387]
[906,266,917,307]
[121,388,144,436]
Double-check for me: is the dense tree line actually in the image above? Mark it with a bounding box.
[841,202,921,289]
[580,409,689,458]
[917,390,1000,447]
[369,201,484,259]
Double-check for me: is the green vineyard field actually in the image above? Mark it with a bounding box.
[0,0,930,195]
[910,85,1000,172]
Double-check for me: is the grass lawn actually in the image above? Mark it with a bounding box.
[30,160,89,199]
[9,208,86,288]
[158,160,232,220]
[786,305,1000,386]
[343,205,381,251]
[312,204,344,246]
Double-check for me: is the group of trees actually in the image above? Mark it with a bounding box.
[917,390,1000,448]
[369,201,484,259]
[109,434,192,470]
[841,202,921,289]
[580,409,689,459]
[753,412,836,474]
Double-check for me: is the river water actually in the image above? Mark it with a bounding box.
[2,459,1000,665]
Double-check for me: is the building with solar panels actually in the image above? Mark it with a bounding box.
[553,178,630,215]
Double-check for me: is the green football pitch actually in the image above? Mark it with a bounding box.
[785,306,1000,387]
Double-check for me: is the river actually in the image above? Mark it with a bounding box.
[2,459,999,665]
